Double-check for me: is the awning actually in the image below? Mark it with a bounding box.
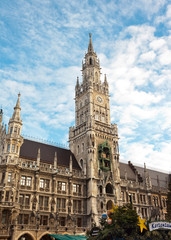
[49,234,88,240]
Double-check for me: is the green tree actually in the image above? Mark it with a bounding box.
[88,204,139,240]
[88,203,171,240]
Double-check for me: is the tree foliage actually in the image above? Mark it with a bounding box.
[88,203,171,240]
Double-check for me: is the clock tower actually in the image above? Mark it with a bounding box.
[69,34,121,227]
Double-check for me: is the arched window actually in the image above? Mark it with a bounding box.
[106,200,113,210]
[89,58,92,65]
[101,202,103,209]
[153,196,155,206]
[95,72,98,82]
[82,143,84,152]
[99,185,103,195]
[80,159,83,169]
[106,183,113,194]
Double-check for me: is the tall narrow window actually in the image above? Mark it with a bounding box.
[10,127,13,134]
[1,172,5,183]
[77,218,82,227]
[82,143,84,152]
[73,184,77,193]
[60,217,65,226]
[45,179,50,189]
[12,144,15,152]
[44,197,49,207]
[7,144,10,152]
[19,194,24,204]
[39,196,43,207]
[62,199,66,209]
[41,215,48,225]
[21,176,26,186]
[80,159,83,169]
[40,179,44,188]
[2,210,9,224]
[26,177,32,186]
[57,198,61,209]
[8,173,12,182]
[25,195,30,206]
[62,182,66,191]
[5,191,9,202]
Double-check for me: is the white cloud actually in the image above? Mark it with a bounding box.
[155,4,171,27]
[0,0,170,172]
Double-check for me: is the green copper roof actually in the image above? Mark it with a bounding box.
[49,234,87,240]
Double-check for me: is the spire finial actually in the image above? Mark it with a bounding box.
[88,33,94,53]
[0,108,3,126]
[15,92,21,109]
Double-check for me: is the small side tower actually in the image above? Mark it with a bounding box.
[3,93,23,162]
[0,109,6,156]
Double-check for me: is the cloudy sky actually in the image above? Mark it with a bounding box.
[0,0,170,172]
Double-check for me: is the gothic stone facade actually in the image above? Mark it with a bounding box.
[0,35,169,240]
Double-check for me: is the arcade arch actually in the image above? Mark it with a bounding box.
[18,233,34,240]
[39,234,53,240]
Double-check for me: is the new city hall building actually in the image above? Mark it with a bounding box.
[0,35,169,240]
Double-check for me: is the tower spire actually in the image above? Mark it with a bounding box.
[0,108,3,126]
[11,93,21,122]
[88,33,94,53]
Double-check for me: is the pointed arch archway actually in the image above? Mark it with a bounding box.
[106,200,113,210]
[106,183,113,194]
[39,234,53,240]
[18,232,35,240]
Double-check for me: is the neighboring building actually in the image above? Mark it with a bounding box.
[0,34,169,240]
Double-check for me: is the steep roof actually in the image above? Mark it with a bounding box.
[136,166,169,188]
[119,161,169,188]
[20,139,81,170]
[119,162,136,181]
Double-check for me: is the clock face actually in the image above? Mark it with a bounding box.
[97,96,103,103]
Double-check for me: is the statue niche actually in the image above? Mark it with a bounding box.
[98,141,111,171]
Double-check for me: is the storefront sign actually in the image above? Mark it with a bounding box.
[90,227,100,236]
[149,221,171,231]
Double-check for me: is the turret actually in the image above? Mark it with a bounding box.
[37,148,40,167]
[4,93,23,157]
[69,154,72,173]
[54,152,57,170]
[0,109,3,126]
